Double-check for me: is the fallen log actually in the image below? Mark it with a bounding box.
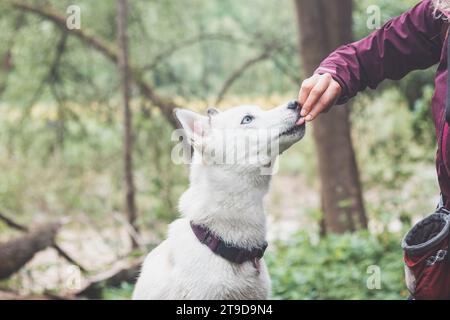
[0,211,87,272]
[76,257,143,299]
[0,288,71,300]
[1,258,143,300]
[0,222,61,280]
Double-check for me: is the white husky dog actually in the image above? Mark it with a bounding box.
[132,101,305,300]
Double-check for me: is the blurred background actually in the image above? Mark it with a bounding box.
[0,0,439,299]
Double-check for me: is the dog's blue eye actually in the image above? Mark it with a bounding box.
[241,115,254,125]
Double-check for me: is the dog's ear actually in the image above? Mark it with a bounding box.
[206,107,220,125]
[206,107,220,117]
[173,108,209,147]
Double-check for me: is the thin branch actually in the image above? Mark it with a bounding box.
[48,32,67,82]
[215,47,275,106]
[142,33,244,72]
[0,212,27,232]
[8,0,180,127]
[10,0,117,61]
[271,56,302,85]
[18,32,67,128]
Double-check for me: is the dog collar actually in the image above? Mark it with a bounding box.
[190,221,268,265]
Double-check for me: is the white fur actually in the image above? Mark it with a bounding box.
[132,103,305,300]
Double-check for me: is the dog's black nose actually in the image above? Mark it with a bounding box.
[287,100,299,110]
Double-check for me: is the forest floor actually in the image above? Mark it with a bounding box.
[1,171,318,297]
[1,164,438,298]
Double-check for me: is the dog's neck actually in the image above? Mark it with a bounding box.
[179,156,271,250]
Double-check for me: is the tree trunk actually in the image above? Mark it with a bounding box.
[294,0,367,233]
[117,0,139,248]
[0,223,61,280]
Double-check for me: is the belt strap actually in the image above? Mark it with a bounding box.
[446,28,450,123]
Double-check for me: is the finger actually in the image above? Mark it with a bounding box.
[296,117,305,125]
[298,75,319,115]
[304,83,340,122]
[322,81,341,113]
[304,86,339,121]
[301,74,331,117]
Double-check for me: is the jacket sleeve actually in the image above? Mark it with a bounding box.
[315,0,445,104]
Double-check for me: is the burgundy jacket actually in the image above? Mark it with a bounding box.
[315,0,450,207]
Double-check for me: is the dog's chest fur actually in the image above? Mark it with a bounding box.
[133,219,270,300]
[132,159,272,300]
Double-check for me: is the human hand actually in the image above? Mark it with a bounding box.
[296,73,342,125]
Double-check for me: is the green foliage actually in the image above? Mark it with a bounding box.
[353,0,418,39]
[0,104,186,226]
[102,231,409,300]
[267,230,408,300]
[411,83,436,145]
[1,0,300,106]
[99,230,409,300]
[102,282,134,300]
[352,0,436,135]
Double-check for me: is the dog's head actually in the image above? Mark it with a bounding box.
[173,101,305,174]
